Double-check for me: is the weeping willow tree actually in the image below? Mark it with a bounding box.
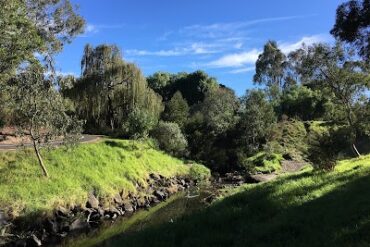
[63,44,163,134]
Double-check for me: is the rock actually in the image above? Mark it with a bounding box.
[154,190,166,200]
[166,185,178,195]
[113,194,123,204]
[15,239,27,247]
[0,211,7,227]
[44,219,58,234]
[70,218,89,231]
[180,179,186,186]
[149,173,161,181]
[56,206,69,217]
[105,206,121,217]
[86,194,100,209]
[122,200,134,213]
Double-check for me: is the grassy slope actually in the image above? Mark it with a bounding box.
[0,139,192,216]
[115,155,370,247]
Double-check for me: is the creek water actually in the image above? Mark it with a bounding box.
[59,186,214,247]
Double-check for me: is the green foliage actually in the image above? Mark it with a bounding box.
[254,40,287,90]
[147,70,217,105]
[162,91,189,128]
[279,85,329,121]
[151,121,188,156]
[0,0,84,85]
[189,164,211,182]
[63,44,163,134]
[0,139,196,215]
[331,0,370,60]
[237,90,276,154]
[267,118,308,160]
[307,126,350,170]
[241,152,283,173]
[122,108,158,139]
[201,87,239,135]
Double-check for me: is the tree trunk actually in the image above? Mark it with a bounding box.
[32,139,49,178]
[352,143,361,158]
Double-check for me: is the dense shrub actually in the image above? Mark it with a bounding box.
[122,107,158,138]
[307,127,350,170]
[151,121,188,156]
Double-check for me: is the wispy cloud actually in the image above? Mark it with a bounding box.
[229,67,255,74]
[206,49,260,68]
[126,42,223,57]
[82,23,126,36]
[205,34,330,73]
[279,34,332,53]
[179,15,315,39]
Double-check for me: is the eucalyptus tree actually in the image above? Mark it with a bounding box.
[299,43,370,156]
[331,0,370,61]
[0,0,85,85]
[254,41,288,99]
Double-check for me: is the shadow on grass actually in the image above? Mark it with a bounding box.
[93,168,370,247]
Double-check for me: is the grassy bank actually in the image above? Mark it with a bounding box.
[0,139,206,216]
[113,154,370,247]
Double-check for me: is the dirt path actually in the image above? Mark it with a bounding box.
[250,160,307,183]
[0,135,101,151]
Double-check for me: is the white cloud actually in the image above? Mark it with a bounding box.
[206,34,331,70]
[279,34,331,53]
[207,49,260,68]
[126,42,221,57]
[229,67,255,74]
[82,23,126,37]
[180,15,314,39]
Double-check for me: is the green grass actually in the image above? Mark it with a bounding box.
[243,152,283,173]
[111,154,370,247]
[0,139,196,216]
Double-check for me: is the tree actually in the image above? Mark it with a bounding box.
[122,107,157,139]
[279,85,329,121]
[237,90,276,154]
[331,0,370,60]
[0,0,84,177]
[7,64,82,177]
[147,72,172,96]
[0,0,85,85]
[254,41,288,91]
[162,91,189,128]
[63,44,163,134]
[151,121,188,156]
[300,43,370,156]
[200,87,239,135]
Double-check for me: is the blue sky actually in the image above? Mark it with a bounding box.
[56,0,346,95]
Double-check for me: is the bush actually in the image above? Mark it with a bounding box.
[241,152,283,174]
[266,118,308,161]
[307,127,349,170]
[122,107,158,138]
[151,121,188,156]
[189,164,211,182]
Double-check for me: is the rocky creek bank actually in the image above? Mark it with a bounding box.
[0,174,196,247]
